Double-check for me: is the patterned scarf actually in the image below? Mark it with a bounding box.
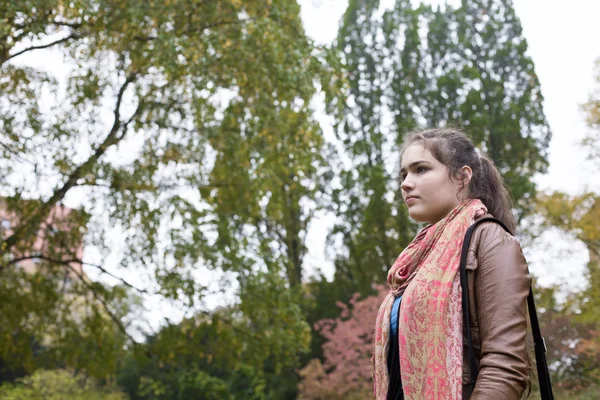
[373,199,487,399]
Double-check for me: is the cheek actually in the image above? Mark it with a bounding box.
[421,174,455,204]
[420,173,444,192]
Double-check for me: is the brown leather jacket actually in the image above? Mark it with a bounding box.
[461,216,531,399]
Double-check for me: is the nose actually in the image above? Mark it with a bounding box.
[401,174,414,193]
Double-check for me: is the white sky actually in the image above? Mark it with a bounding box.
[299,0,600,290]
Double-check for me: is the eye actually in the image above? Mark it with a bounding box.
[416,166,428,174]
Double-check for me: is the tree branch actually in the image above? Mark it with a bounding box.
[14,248,156,358]
[51,20,84,29]
[3,33,80,64]
[7,254,154,295]
[2,73,138,252]
[63,261,142,346]
[198,309,261,341]
[132,17,252,42]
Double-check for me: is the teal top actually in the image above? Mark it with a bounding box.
[391,295,402,337]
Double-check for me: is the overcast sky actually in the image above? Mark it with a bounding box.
[299,0,600,290]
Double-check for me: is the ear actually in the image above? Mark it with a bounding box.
[460,165,473,186]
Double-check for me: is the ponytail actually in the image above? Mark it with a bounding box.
[474,156,516,233]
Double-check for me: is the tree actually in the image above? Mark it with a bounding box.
[0,0,338,393]
[327,0,550,300]
[117,286,311,400]
[298,287,386,400]
[530,55,600,394]
[384,0,550,220]
[0,262,134,381]
[326,0,416,299]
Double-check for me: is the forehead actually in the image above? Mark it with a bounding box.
[400,143,439,168]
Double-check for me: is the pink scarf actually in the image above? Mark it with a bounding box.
[373,200,487,399]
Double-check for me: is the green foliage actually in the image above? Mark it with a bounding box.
[0,0,335,393]
[553,387,600,400]
[0,0,333,280]
[330,0,416,296]
[116,299,308,400]
[396,0,550,219]
[301,275,363,364]
[0,369,127,399]
[0,266,132,380]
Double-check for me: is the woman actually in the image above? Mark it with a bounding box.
[373,128,531,399]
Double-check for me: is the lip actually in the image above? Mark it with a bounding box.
[405,196,419,205]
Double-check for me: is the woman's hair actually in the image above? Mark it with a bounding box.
[400,127,516,233]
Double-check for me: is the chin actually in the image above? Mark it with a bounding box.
[408,209,428,223]
[408,208,438,225]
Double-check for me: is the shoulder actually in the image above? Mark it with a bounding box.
[467,215,524,263]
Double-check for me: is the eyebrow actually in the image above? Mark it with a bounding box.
[399,160,432,174]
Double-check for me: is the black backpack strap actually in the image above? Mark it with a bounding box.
[459,217,554,399]
[528,285,555,399]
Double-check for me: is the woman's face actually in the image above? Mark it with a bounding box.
[400,143,469,225]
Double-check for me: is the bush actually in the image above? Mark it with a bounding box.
[0,369,127,400]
